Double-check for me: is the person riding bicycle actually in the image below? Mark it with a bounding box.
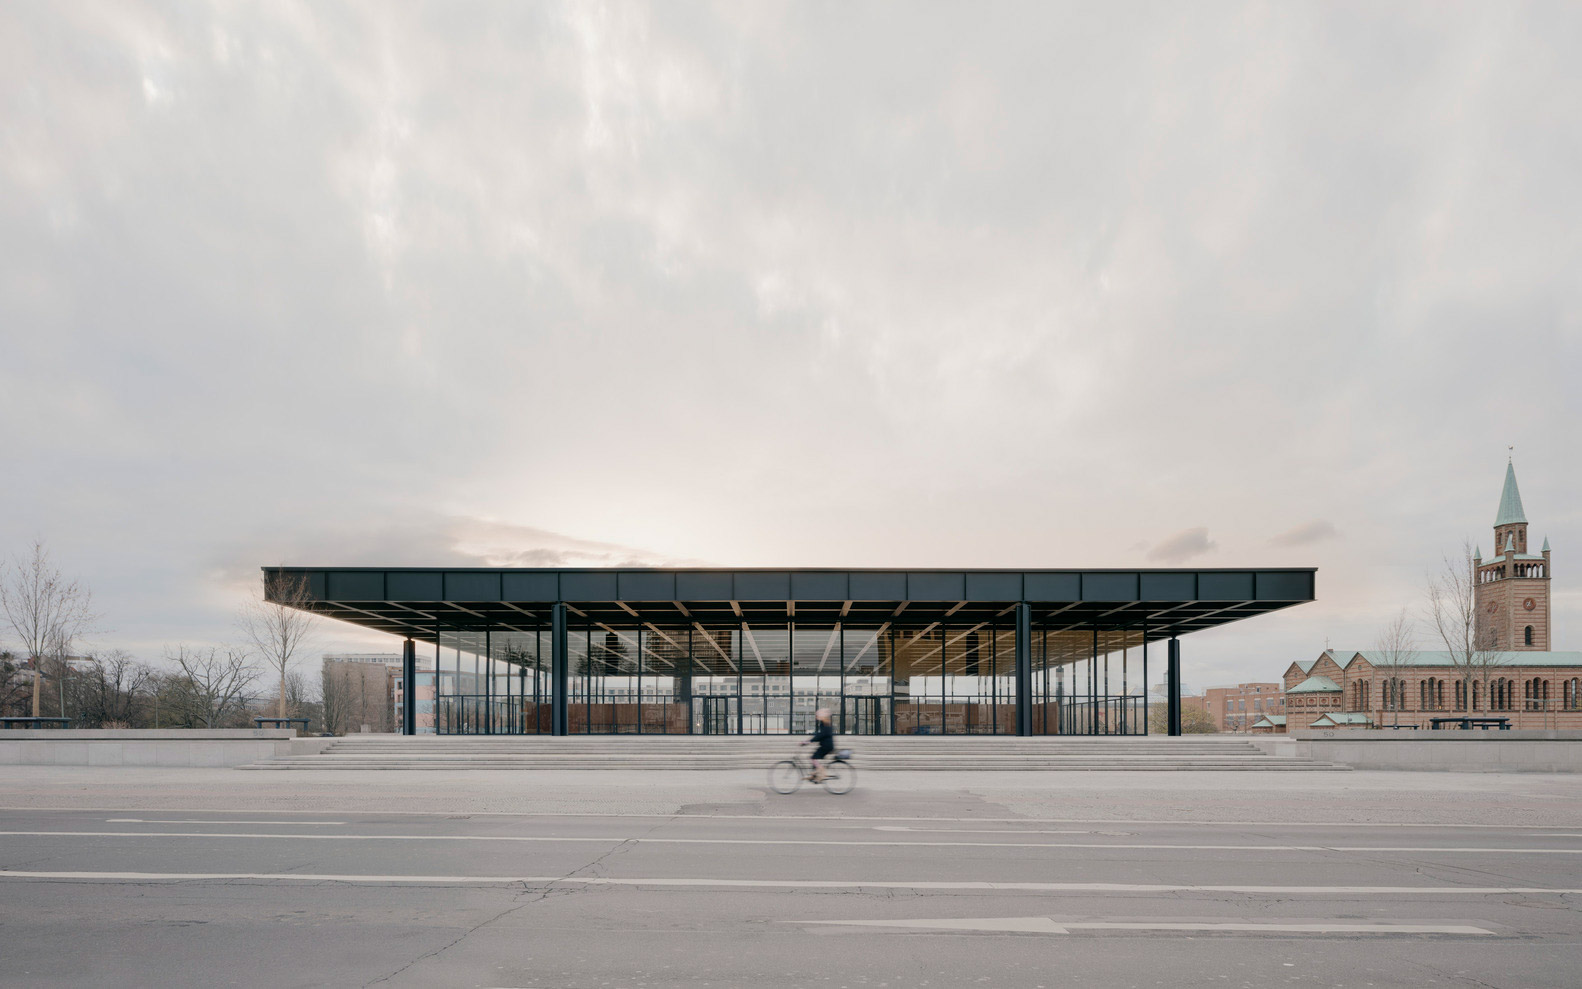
[801,708,836,782]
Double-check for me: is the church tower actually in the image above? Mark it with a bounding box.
[1473,460,1552,650]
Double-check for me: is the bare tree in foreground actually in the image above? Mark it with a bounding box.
[1426,540,1504,718]
[1372,609,1418,727]
[0,540,97,717]
[161,646,261,728]
[239,572,319,719]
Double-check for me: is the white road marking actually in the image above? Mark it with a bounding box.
[874,826,1135,835]
[0,830,1576,854]
[0,870,1574,896]
[803,916,1496,936]
[106,819,347,826]
[0,806,1567,829]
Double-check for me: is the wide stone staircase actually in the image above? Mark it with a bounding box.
[239,735,1347,771]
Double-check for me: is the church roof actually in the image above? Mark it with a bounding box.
[1496,462,1528,526]
[1311,712,1374,727]
[1344,650,1582,669]
[1288,674,1341,693]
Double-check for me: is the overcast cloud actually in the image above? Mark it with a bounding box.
[2,1,1579,686]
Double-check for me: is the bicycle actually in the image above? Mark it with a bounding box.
[769,747,856,795]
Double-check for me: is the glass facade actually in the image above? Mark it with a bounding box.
[435,626,551,734]
[427,618,1149,736]
[1029,627,1147,735]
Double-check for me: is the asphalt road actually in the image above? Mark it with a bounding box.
[3,790,1581,989]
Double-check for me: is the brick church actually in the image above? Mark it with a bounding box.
[1258,461,1581,732]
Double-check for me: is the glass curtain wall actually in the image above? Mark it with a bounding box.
[891,622,1016,734]
[431,618,1151,735]
[435,624,551,734]
[1029,626,1147,735]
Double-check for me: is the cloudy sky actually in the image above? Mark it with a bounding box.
[3,1,1579,688]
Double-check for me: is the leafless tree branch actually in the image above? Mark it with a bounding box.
[238,571,320,720]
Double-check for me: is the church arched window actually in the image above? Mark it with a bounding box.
[1525,626,1534,646]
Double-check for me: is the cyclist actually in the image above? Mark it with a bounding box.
[801,707,836,782]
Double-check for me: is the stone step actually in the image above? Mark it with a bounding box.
[327,740,1265,746]
[243,734,1323,770]
[241,749,1341,770]
[237,762,1347,772]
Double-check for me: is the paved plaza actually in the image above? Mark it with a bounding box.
[2,766,1580,987]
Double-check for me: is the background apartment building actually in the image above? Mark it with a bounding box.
[1205,682,1283,732]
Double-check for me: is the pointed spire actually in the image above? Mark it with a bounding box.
[1495,460,1527,526]
[1543,536,1551,552]
[1505,532,1516,552]
[1475,545,1483,560]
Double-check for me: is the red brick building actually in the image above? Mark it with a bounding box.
[1205,682,1283,732]
[1475,460,1552,650]
[1272,648,1582,731]
[1265,461,1579,732]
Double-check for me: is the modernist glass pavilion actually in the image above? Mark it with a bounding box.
[264,567,1314,737]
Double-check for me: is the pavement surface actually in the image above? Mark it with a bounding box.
[2,766,1580,987]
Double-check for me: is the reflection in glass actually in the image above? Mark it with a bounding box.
[431,617,1152,736]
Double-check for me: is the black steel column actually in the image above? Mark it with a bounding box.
[1141,625,1149,736]
[1014,602,1032,736]
[401,638,416,735]
[551,603,568,736]
[1167,636,1182,737]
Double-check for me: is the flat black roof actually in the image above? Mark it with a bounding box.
[264,566,1315,644]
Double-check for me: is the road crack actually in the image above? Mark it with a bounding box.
[362,818,669,987]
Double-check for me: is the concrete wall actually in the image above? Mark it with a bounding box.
[0,729,324,767]
[1291,729,1582,772]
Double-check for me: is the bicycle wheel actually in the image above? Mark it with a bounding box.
[769,760,804,794]
[821,762,856,794]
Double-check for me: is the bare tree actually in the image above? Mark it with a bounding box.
[1148,702,1216,734]
[283,669,323,733]
[161,646,261,728]
[74,651,153,728]
[238,572,320,720]
[320,660,347,736]
[1371,609,1417,727]
[0,540,97,718]
[1426,540,1505,719]
[0,650,29,717]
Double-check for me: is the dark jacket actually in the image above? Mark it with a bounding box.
[808,721,835,747]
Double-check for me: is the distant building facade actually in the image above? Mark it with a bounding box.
[321,657,397,733]
[1474,462,1552,650]
[322,652,404,669]
[1262,461,1577,733]
[1205,682,1283,732]
[1269,648,1582,732]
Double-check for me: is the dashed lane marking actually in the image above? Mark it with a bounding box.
[105,819,347,825]
[799,916,1497,936]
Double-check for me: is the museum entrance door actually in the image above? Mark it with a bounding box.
[844,696,886,734]
[692,696,736,735]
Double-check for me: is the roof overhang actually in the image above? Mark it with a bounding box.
[262,567,1316,645]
